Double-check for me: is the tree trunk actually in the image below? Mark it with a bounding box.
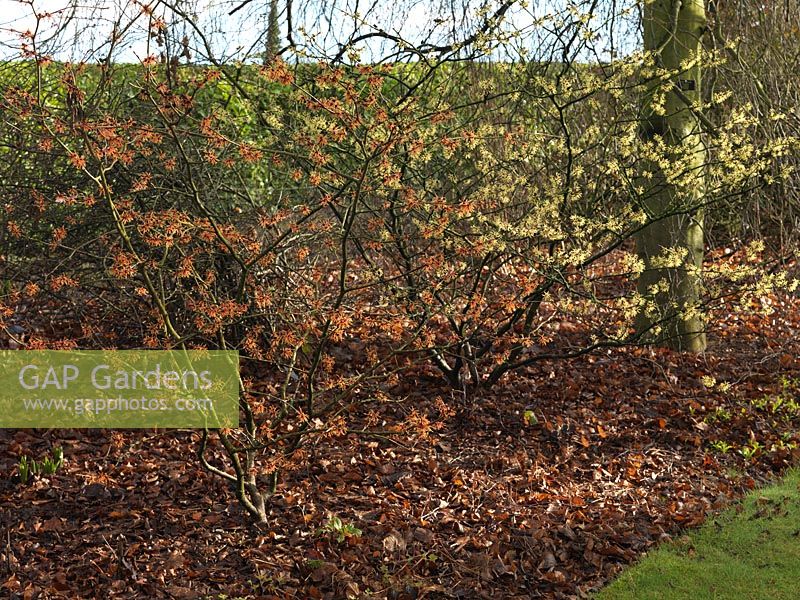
[265,0,281,63]
[636,0,708,352]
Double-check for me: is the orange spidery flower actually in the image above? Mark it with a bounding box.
[239,144,263,163]
[68,152,86,170]
[49,226,67,251]
[49,275,79,291]
[261,59,294,85]
[177,255,194,279]
[6,221,21,238]
[110,251,138,279]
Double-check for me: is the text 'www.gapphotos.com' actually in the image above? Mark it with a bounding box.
[22,396,216,415]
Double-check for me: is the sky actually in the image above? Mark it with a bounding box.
[0,0,640,64]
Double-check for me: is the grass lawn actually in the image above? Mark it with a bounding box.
[597,467,800,599]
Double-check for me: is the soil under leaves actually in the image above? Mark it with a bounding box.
[2,293,800,599]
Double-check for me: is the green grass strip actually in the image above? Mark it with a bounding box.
[597,468,800,600]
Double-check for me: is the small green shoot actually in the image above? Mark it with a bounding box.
[17,447,64,483]
[523,409,538,426]
[740,440,762,460]
[318,514,363,543]
[705,407,731,423]
[18,455,34,484]
[304,559,326,570]
[40,447,64,475]
[709,440,733,454]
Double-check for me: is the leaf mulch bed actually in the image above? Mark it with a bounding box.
[2,295,800,599]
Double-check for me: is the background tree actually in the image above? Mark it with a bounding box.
[704,0,800,251]
[636,0,708,352]
[264,0,280,62]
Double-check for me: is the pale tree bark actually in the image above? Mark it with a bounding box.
[636,0,708,352]
[265,0,281,62]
